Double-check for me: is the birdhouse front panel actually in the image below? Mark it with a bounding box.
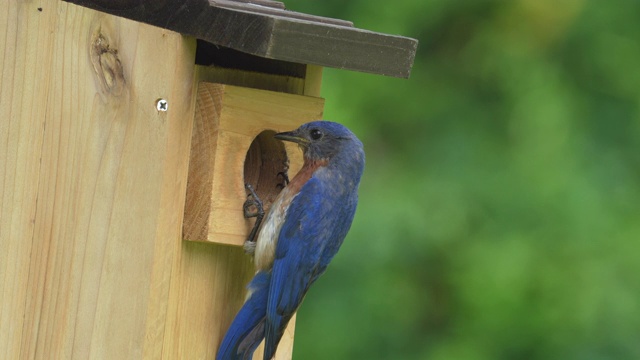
[182,82,324,246]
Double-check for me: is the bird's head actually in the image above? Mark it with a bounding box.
[274,121,363,163]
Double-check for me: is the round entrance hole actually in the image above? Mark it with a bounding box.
[243,130,289,210]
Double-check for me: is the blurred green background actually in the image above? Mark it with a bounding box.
[284,1,640,359]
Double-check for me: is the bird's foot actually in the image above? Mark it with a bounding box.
[276,161,290,190]
[243,183,264,219]
[243,183,264,247]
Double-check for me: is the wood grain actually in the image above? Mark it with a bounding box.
[163,242,255,358]
[209,0,354,27]
[162,241,297,360]
[196,65,306,96]
[182,83,324,246]
[0,1,196,358]
[168,66,324,359]
[62,0,418,78]
[1,2,326,359]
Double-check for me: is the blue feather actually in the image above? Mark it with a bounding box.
[216,121,365,360]
[217,272,270,360]
[264,176,358,359]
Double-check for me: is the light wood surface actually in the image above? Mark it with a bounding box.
[1,1,325,359]
[0,1,196,358]
[182,83,324,246]
[175,81,323,359]
[197,65,307,95]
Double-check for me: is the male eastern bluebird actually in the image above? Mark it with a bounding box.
[216,121,365,360]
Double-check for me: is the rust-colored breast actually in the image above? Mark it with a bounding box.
[285,158,328,197]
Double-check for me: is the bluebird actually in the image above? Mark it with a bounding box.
[216,121,365,360]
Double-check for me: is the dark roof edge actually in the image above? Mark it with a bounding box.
[63,0,418,78]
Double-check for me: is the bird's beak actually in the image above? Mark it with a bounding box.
[274,131,310,146]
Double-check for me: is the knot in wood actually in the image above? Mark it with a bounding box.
[90,32,125,96]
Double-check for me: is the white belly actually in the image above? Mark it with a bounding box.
[253,187,296,271]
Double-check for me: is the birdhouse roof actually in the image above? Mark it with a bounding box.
[63,0,418,78]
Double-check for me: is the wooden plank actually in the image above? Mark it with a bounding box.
[61,0,418,78]
[210,0,354,27]
[0,1,197,358]
[161,240,297,360]
[303,65,323,97]
[182,83,324,246]
[270,19,417,78]
[165,67,321,359]
[222,0,286,10]
[197,65,306,94]
[163,242,255,358]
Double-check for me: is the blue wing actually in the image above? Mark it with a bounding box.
[263,177,358,359]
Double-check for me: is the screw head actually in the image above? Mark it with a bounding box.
[156,98,168,112]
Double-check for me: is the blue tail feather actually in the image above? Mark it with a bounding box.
[216,271,270,360]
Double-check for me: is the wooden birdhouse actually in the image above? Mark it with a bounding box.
[0,0,416,359]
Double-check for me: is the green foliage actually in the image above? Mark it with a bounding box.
[285,1,640,359]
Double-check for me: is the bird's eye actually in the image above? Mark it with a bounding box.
[309,129,323,140]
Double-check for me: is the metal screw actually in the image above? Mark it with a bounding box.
[156,98,168,112]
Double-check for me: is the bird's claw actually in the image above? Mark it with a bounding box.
[276,161,290,190]
[243,163,288,250]
[243,184,264,218]
[276,171,290,190]
[244,183,265,246]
